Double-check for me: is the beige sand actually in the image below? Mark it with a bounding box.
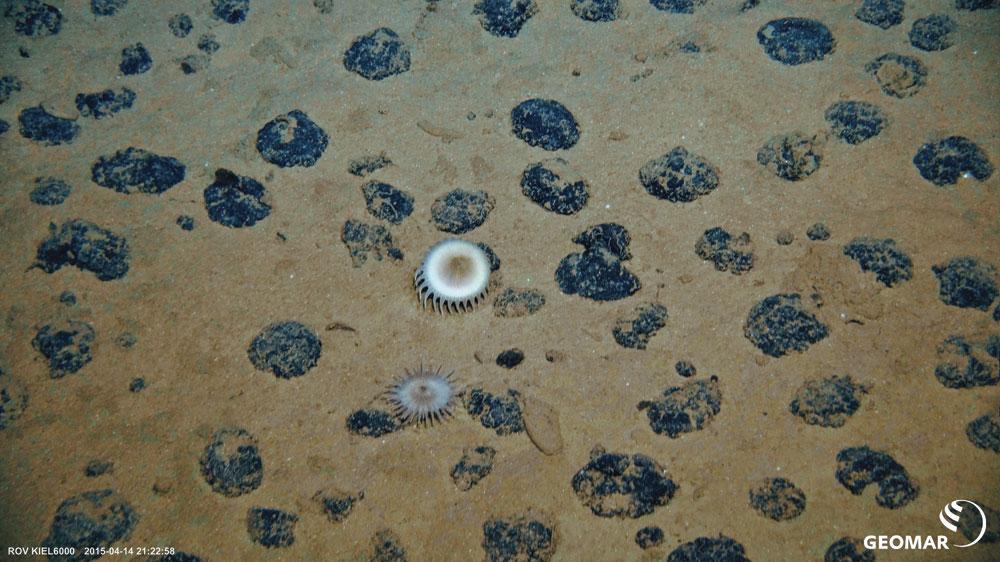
[0,1,997,561]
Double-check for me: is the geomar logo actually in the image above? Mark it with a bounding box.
[939,499,987,548]
[864,499,988,551]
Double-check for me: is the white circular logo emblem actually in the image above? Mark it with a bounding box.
[939,499,987,548]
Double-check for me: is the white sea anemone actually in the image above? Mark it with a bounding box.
[386,366,460,425]
[414,239,491,314]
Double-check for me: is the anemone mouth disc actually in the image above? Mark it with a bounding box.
[414,239,491,314]
[385,366,459,425]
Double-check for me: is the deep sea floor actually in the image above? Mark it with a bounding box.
[0,1,998,561]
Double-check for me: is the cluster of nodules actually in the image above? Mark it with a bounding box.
[3,1,250,82]
[753,97,992,186]
[182,379,547,557]
[7,3,993,308]
[5,1,999,559]
[16,253,991,558]
[347,384,527,441]
[3,0,250,86]
[499,20,990,308]
[32,421,544,556]
[749,6,994,187]
[564,222,995,360]
[0,0,413,278]
[563,443,930,559]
